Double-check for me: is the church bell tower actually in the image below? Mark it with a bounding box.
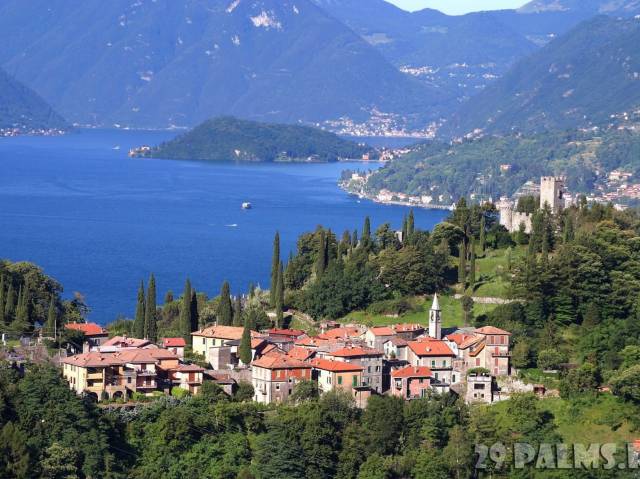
[429,293,442,340]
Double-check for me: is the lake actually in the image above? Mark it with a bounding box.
[0,129,447,324]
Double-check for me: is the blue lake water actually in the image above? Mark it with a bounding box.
[0,129,446,324]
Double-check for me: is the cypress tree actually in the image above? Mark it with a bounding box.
[15,285,29,326]
[407,209,415,241]
[4,283,15,321]
[239,321,253,365]
[479,215,486,253]
[233,295,243,327]
[275,263,284,329]
[315,230,327,278]
[144,274,157,342]
[134,280,146,338]
[401,215,408,244]
[458,242,467,285]
[506,247,513,272]
[217,281,233,326]
[180,279,192,342]
[270,232,280,307]
[469,242,476,287]
[351,230,358,249]
[190,289,199,332]
[46,297,57,338]
[361,217,371,248]
[562,216,574,244]
[0,276,5,325]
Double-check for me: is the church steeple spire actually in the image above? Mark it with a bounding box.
[429,293,442,339]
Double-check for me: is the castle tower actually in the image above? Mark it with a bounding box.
[496,197,514,232]
[540,177,565,214]
[429,293,442,340]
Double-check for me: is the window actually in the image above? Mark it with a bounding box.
[452,375,456,383]
[276,384,280,391]
[442,360,447,367]
[202,338,205,345]
[338,376,343,385]
[352,375,358,387]
[419,378,424,384]
[376,366,380,372]
[431,360,436,367]
[367,366,371,373]
[435,372,439,380]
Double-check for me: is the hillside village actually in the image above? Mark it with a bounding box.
[57,295,524,407]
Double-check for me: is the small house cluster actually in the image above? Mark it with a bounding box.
[60,295,512,405]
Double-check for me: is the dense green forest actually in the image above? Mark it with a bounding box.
[365,128,640,203]
[139,117,375,163]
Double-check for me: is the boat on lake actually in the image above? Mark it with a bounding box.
[242,202,252,210]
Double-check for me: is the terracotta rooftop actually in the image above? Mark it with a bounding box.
[295,336,329,348]
[65,322,107,336]
[287,346,315,361]
[62,348,179,367]
[407,339,455,357]
[162,337,186,347]
[103,336,151,348]
[475,326,512,336]
[392,324,424,333]
[172,363,204,372]
[391,365,433,378]
[192,325,257,340]
[317,326,364,340]
[329,346,383,358]
[368,327,396,337]
[384,337,408,347]
[446,333,483,349]
[310,358,364,372]
[252,354,311,370]
[267,328,306,338]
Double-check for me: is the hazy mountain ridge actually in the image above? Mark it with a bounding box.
[444,16,640,136]
[0,67,66,132]
[0,0,451,130]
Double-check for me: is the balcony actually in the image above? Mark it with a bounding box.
[87,372,103,380]
[491,351,511,358]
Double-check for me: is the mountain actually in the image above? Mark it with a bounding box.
[444,16,640,136]
[311,0,603,102]
[356,126,640,206]
[519,0,640,15]
[0,0,450,130]
[139,116,374,162]
[0,67,66,132]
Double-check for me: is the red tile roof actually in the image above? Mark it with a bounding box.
[103,336,151,348]
[192,325,258,340]
[252,354,311,370]
[391,366,432,378]
[172,363,204,372]
[469,343,486,357]
[287,346,315,361]
[317,326,364,340]
[384,337,408,347]
[446,333,483,349]
[368,327,395,337]
[65,322,107,336]
[295,336,328,348]
[408,339,455,357]
[163,338,186,347]
[392,324,424,333]
[475,326,512,336]
[329,346,383,358]
[61,348,180,368]
[310,358,364,372]
[267,328,306,338]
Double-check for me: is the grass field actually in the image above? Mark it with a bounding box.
[469,246,526,298]
[489,394,638,445]
[341,294,498,328]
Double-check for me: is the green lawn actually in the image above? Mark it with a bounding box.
[470,246,526,298]
[489,394,638,445]
[341,295,498,329]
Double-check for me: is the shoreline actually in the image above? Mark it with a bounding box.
[341,184,454,211]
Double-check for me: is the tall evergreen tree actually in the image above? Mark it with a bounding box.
[144,274,157,342]
[506,247,513,272]
[239,321,252,365]
[217,281,233,326]
[233,295,243,327]
[469,242,476,287]
[190,289,199,332]
[275,263,284,328]
[479,215,486,253]
[180,279,193,342]
[270,232,280,307]
[15,284,29,327]
[315,230,327,278]
[134,280,146,338]
[4,283,15,321]
[0,276,5,326]
[401,214,408,244]
[562,215,574,244]
[407,209,415,242]
[361,216,372,248]
[458,242,467,285]
[46,296,57,338]
[351,230,358,249]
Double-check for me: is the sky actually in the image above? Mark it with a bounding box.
[387,0,528,15]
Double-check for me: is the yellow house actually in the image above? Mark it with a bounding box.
[310,358,363,394]
[191,325,258,357]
